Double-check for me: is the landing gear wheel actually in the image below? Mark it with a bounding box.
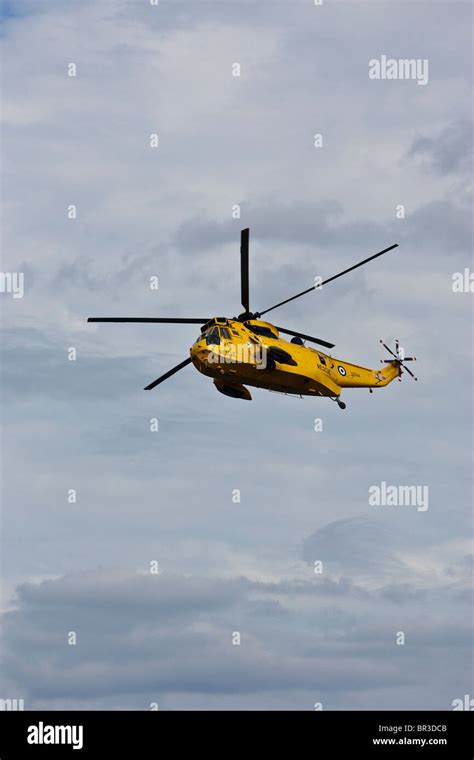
[337,399,346,410]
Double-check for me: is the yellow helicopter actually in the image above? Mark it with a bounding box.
[88,228,417,410]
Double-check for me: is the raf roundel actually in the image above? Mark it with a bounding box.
[338,365,347,376]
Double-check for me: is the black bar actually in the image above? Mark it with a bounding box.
[0,710,471,757]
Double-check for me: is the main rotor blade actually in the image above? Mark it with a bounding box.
[257,244,399,317]
[379,340,399,359]
[240,228,250,313]
[401,363,417,380]
[144,357,193,390]
[88,318,209,324]
[276,326,335,349]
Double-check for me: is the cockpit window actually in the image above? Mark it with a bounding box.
[196,330,209,344]
[220,327,231,340]
[206,327,221,345]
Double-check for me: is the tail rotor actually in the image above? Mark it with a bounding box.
[380,339,418,381]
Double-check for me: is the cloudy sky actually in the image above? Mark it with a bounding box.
[0,0,472,710]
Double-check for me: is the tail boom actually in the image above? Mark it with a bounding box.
[333,360,400,388]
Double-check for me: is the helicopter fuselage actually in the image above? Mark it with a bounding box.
[190,318,399,400]
[88,227,415,402]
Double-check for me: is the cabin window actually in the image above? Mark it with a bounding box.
[247,324,278,339]
[318,355,326,365]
